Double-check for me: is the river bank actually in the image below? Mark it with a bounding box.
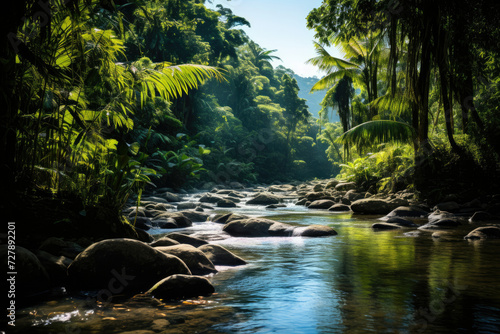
[2,178,500,333]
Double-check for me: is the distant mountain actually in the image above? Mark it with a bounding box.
[294,74,339,123]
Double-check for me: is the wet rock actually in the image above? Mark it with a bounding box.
[428,210,458,224]
[1,246,50,298]
[295,198,308,206]
[146,274,215,300]
[385,206,429,219]
[266,204,287,209]
[135,229,154,243]
[304,192,328,201]
[156,244,217,275]
[229,182,245,189]
[268,184,295,192]
[325,179,340,189]
[126,207,146,218]
[329,204,351,211]
[464,226,500,240]
[469,211,497,223]
[212,213,249,224]
[386,217,419,227]
[372,222,402,230]
[167,233,208,247]
[67,238,191,292]
[246,192,281,205]
[39,237,85,259]
[344,190,364,202]
[199,193,224,204]
[433,201,460,212]
[165,192,182,203]
[335,182,357,191]
[150,236,180,247]
[341,197,351,205]
[351,198,409,215]
[142,196,170,204]
[215,189,233,195]
[431,231,462,241]
[227,191,246,198]
[217,199,238,208]
[198,244,247,266]
[308,199,336,209]
[180,210,210,222]
[177,202,197,210]
[223,218,294,237]
[418,219,462,230]
[313,184,324,192]
[144,202,175,211]
[130,216,152,231]
[152,218,178,229]
[295,225,338,237]
[153,212,192,228]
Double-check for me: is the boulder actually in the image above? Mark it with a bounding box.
[180,210,210,222]
[217,199,238,208]
[215,189,234,195]
[176,202,197,210]
[39,237,85,259]
[152,218,178,229]
[153,212,192,228]
[266,204,287,209]
[325,179,340,189]
[308,200,336,209]
[129,217,152,231]
[135,229,154,243]
[1,246,50,298]
[198,244,247,266]
[344,190,364,202]
[167,233,208,247]
[199,193,224,204]
[328,204,351,212]
[146,274,215,300]
[428,210,458,224]
[141,196,170,204]
[304,192,328,201]
[294,225,338,237]
[268,185,295,192]
[469,211,497,223]
[229,182,245,189]
[246,192,281,205]
[313,184,324,192]
[386,217,419,227]
[211,213,249,224]
[145,202,175,211]
[385,206,429,219]
[295,198,308,206]
[433,201,460,212]
[149,236,180,247]
[372,223,402,230]
[67,238,191,292]
[418,219,462,230]
[156,245,217,275]
[335,182,357,191]
[164,192,182,203]
[464,226,500,240]
[351,198,408,215]
[223,218,294,237]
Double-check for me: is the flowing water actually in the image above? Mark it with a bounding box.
[10,198,500,333]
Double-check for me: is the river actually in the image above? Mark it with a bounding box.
[10,196,500,333]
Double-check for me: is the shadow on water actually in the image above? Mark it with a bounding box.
[10,205,500,333]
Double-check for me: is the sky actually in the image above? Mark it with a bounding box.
[207,0,340,78]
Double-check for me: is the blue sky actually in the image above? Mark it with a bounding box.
[206,0,341,78]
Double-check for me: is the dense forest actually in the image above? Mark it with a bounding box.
[1,0,500,240]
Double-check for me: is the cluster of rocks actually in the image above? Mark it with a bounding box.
[1,233,247,303]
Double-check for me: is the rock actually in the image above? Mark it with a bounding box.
[313,184,324,192]
[144,202,174,211]
[164,192,182,202]
[180,210,210,222]
[150,236,180,247]
[126,206,146,218]
[146,274,215,300]
[418,219,462,230]
[176,202,197,210]
[227,191,246,198]
[385,206,429,219]
[431,231,462,241]
[335,182,357,191]
[340,198,351,205]
[34,250,72,286]
[433,201,460,212]
[344,190,364,202]
[211,213,249,224]
[39,237,85,259]
[295,198,308,206]
[135,229,154,243]
[304,192,328,201]
[266,204,286,209]
[215,189,233,195]
[199,193,224,204]
[308,200,336,209]
[129,217,152,231]
[428,210,458,224]
[295,225,338,237]
[223,218,294,237]
[469,211,497,223]
[217,199,238,208]
[156,245,217,275]
[329,204,351,211]
[198,244,247,266]
[142,196,170,204]
[351,198,408,215]
[386,217,419,227]
[152,218,178,229]
[372,222,402,230]
[268,185,295,192]
[167,233,208,247]
[229,182,245,189]
[246,192,282,205]
[464,226,500,240]
[325,179,340,189]
[153,212,192,228]
[1,246,50,298]
[67,238,191,292]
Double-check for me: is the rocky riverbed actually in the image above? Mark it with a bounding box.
[2,178,500,332]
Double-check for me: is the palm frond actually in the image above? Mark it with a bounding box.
[337,120,415,149]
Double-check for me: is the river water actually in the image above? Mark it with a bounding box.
[10,199,500,333]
